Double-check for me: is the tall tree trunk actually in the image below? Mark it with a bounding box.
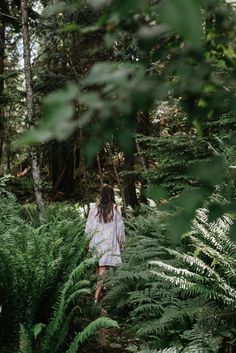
[123,147,139,209]
[135,138,150,204]
[78,129,89,202]
[97,153,103,186]
[50,140,75,195]
[105,143,127,214]
[0,15,5,170]
[137,111,153,203]
[20,0,44,215]
[6,140,11,173]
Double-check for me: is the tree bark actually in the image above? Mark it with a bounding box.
[6,140,11,173]
[50,140,75,195]
[135,138,149,204]
[0,15,5,170]
[20,0,44,215]
[78,129,89,202]
[137,111,153,203]
[123,148,139,209]
[97,153,103,186]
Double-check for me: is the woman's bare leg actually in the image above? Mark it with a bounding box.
[95,265,108,303]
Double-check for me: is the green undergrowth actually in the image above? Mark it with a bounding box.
[21,201,87,228]
[104,204,236,353]
[0,193,117,353]
[2,193,236,353]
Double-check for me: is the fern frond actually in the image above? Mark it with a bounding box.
[138,348,179,353]
[66,288,91,309]
[19,324,32,353]
[66,318,119,353]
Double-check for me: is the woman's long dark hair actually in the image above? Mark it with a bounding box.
[96,184,116,223]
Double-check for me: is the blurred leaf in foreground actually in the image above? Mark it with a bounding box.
[145,186,169,201]
[189,156,226,186]
[159,0,204,48]
[15,83,79,146]
[167,157,227,241]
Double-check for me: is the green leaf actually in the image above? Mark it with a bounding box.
[167,187,212,241]
[145,186,169,200]
[82,62,133,86]
[43,83,78,105]
[80,92,103,108]
[43,104,75,127]
[32,323,46,339]
[208,203,223,222]
[117,128,135,153]
[16,120,78,146]
[189,157,226,185]
[16,128,53,146]
[159,0,203,48]
[137,25,169,51]
[61,23,81,33]
[15,83,79,146]
[83,137,103,164]
[80,25,100,34]
[66,318,118,353]
[171,189,208,215]
[168,214,191,244]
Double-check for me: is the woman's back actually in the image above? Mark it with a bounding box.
[85,202,125,267]
[85,184,125,302]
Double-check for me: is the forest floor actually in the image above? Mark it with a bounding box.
[81,307,141,353]
[83,326,138,353]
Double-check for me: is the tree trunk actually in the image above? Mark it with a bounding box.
[6,140,11,173]
[135,138,149,204]
[50,140,75,195]
[78,129,89,202]
[97,153,103,186]
[20,0,44,215]
[123,148,139,209]
[0,15,5,170]
[137,111,153,203]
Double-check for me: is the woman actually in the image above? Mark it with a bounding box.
[85,184,125,303]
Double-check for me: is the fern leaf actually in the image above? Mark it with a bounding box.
[66,318,119,353]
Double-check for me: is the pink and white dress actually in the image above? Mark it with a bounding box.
[85,203,125,266]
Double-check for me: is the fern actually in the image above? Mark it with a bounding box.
[43,258,96,351]
[18,324,32,353]
[106,203,236,353]
[0,194,116,353]
[136,133,212,196]
[66,317,119,353]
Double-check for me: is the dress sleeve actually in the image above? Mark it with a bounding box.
[85,203,96,236]
[116,206,125,246]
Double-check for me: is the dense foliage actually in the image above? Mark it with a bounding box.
[0,194,117,353]
[104,205,236,352]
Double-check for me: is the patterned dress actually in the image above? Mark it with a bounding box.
[85,203,125,266]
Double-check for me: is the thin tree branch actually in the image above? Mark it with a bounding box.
[0,11,19,21]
